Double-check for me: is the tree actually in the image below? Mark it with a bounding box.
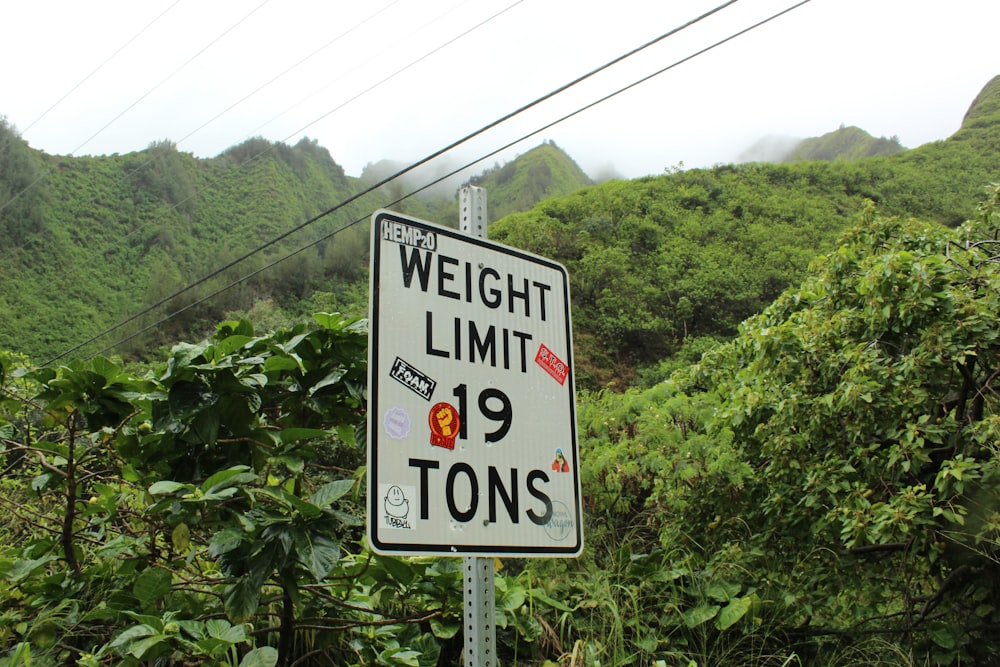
[0,314,462,666]
[0,118,47,246]
[666,195,1000,662]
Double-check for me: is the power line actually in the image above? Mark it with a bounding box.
[45,0,751,365]
[112,0,520,250]
[166,0,405,152]
[0,0,271,220]
[20,0,183,135]
[243,0,478,141]
[67,0,273,158]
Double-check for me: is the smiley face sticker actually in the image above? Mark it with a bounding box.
[428,402,460,450]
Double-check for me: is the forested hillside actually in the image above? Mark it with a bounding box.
[491,75,1000,386]
[1,77,998,667]
[784,124,904,161]
[0,132,589,363]
[3,77,998,371]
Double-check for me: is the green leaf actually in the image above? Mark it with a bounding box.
[7,642,31,667]
[172,523,191,552]
[133,568,172,606]
[379,556,414,586]
[499,584,527,612]
[209,528,244,557]
[335,423,356,446]
[127,634,168,660]
[430,616,461,639]
[715,596,752,630]
[293,530,341,580]
[225,576,263,625]
[206,618,246,643]
[927,620,959,650]
[201,465,255,495]
[109,624,158,651]
[167,380,217,420]
[681,604,720,628]
[263,355,300,372]
[310,479,354,509]
[530,589,575,613]
[705,581,740,602]
[308,369,345,395]
[148,480,192,496]
[378,648,421,666]
[239,647,279,667]
[192,408,220,445]
[255,486,322,519]
[214,334,255,357]
[4,556,58,584]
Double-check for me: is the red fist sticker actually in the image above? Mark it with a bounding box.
[429,402,460,450]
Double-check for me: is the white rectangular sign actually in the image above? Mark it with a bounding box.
[367,210,582,557]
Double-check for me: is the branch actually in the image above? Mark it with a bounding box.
[917,564,971,622]
[845,540,912,556]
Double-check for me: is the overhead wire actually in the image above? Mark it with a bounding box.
[114,0,511,250]
[20,0,183,135]
[48,0,818,364]
[100,0,819,358]
[67,0,273,157]
[0,0,271,220]
[243,0,478,141]
[45,0,743,365]
[9,0,522,359]
[154,0,406,157]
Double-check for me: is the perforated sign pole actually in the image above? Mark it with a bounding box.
[367,195,583,664]
[459,185,496,667]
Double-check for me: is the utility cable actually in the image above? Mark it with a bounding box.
[68,0,273,157]
[244,0,476,141]
[0,0,270,220]
[164,0,405,154]
[114,0,506,249]
[94,0,820,358]
[21,0,183,135]
[44,0,744,365]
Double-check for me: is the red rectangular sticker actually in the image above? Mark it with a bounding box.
[535,344,568,385]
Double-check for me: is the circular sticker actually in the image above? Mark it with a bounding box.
[428,402,460,450]
[544,501,575,542]
[383,407,411,440]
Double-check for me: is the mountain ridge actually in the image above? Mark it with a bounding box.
[0,75,997,365]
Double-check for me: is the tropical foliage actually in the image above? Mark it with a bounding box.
[568,191,1000,664]
[1,76,999,667]
[4,194,1000,665]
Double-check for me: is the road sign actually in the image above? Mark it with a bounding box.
[367,210,582,557]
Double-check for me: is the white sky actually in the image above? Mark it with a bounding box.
[3,0,998,181]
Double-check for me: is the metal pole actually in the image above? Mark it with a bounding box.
[464,555,496,667]
[458,185,496,667]
[459,184,488,237]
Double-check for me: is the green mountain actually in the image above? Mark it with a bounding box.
[466,141,593,221]
[490,76,1000,386]
[354,140,593,224]
[1,76,997,372]
[0,134,367,362]
[784,124,905,161]
[0,130,591,363]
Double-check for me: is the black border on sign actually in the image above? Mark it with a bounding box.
[367,209,583,557]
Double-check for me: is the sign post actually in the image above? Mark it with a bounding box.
[367,202,582,664]
[459,185,496,667]
[367,208,582,555]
